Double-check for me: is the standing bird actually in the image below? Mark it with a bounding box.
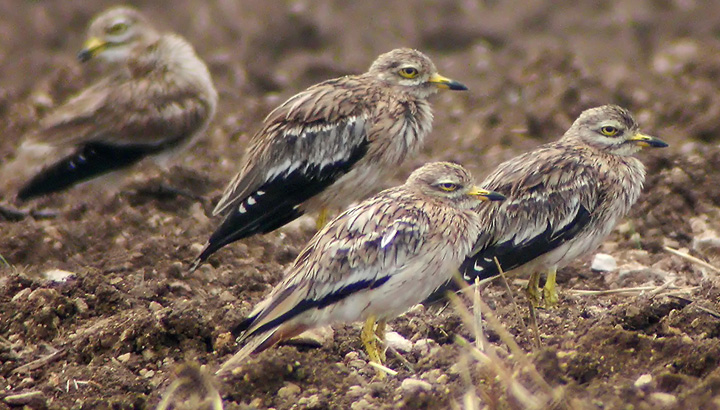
[440,105,667,308]
[216,162,504,377]
[191,48,467,270]
[6,6,217,201]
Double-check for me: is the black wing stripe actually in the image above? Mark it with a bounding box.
[422,205,592,304]
[17,142,165,201]
[460,205,592,281]
[193,139,370,267]
[232,275,391,338]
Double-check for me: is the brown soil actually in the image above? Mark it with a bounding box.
[2,1,720,409]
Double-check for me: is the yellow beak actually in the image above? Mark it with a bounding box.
[78,37,107,62]
[627,133,668,148]
[468,186,505,201]
[428,73,468,91]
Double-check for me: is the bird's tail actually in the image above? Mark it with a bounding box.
[17,142,151,201]
[215,321,308,378]
[188,202,303,271]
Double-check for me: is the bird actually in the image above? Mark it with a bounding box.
[435,105,668,308]
[215,162,505,377]
[191,48,468,271]
[5,6,217,201]
[155,362,223,410]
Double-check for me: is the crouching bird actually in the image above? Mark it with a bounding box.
[433,105,667,308]
[5,6,216,202]
[216,162,504,378]
[191,48,467,271]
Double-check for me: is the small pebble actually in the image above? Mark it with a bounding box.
[277,382,301,398]
[412,338,438,356]
[385,331,412,353]
[648,392,677,407]
[288,326,334,347]
[591,253,617,272]
[43,269,76,283]
[400,378,432,394]
[634,373,652,389]
[118,353,131,363]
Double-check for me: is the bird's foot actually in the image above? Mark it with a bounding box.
[361,316,388,379]
[525,271,542,308]
[541,268,559,308]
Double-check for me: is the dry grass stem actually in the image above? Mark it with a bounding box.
[367,361,398,377]
[13,348,66,374]
[568,284,697,297]
[664,246,720,274]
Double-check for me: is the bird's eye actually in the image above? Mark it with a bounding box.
[437,182,458,192]
[107,22,129,35]
[600,126,619,137]
[399,67,419,79]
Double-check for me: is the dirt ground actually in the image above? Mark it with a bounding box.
[2,0,720,409]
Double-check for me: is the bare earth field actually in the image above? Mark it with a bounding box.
[2,1,720,409]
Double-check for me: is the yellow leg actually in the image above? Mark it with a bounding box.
[542,267,559,308]
[361,315,382,365]
[375,319,387,363]
[316,208,329,230]
[525,271,542,308]
[362,315,389,379]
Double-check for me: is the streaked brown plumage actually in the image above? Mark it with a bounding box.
[192,48,467,270]
[216,162,504,377]
[438,105,668,307]
[4,6,217,201]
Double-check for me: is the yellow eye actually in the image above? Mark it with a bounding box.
[600,126,619,137]
[437,182,458,192]
[107,22,129,35]
[399,67,419,79]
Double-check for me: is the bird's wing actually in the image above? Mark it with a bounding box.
[459,144,600,282]
[233,193,428,340]
[213,77,372,215]
[34,70,213,149]
[193,79,376,266]
[15,66,213,200]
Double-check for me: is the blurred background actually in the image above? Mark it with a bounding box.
[1,0,717,183]
[2,1,720,408]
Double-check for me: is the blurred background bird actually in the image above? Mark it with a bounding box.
[216,162,504,377]
[191,48,467,271]
[432,105,667,308]
[1,6,216,203]
[155,362,223,410]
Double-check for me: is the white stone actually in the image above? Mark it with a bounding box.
[412,338,438,356]
[591,253,617,272]
[400,378,432,394]
[277,382,301,398]
[649,392,677,407]
[634,373,652,389]
[288,326,334,347]
[43,269,76,283]
[385,331,412,353]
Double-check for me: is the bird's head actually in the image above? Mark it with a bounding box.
[368,48,467,98]
[407,162,505,210]
[566,105,668,156]
[78,6,160,63]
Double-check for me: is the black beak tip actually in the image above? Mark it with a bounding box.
[77,50,92,62]
[449,81,468,91]
[652,140,669,148]
[486,192,506,202]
